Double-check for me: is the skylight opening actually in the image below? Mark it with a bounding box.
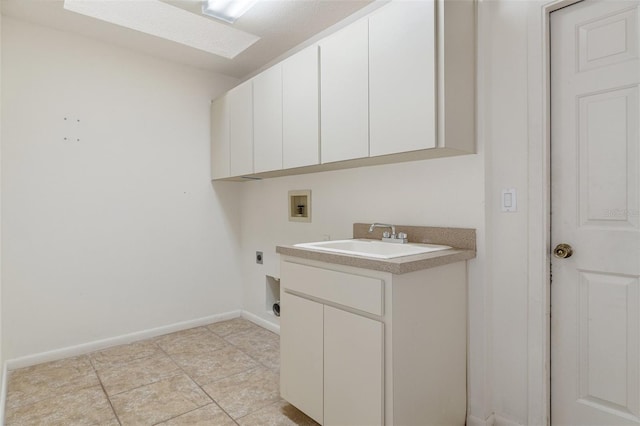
[63,0,260,59]
[202,0,259,24]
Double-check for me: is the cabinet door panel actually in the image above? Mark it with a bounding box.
[280,291,324,424]
[282,45,320,169]
[210,95,229,179]
[253,64,283,173]
[320,19,369,163]
[229,80,253,176]
[324,305,383,426]
[369,1,436,156]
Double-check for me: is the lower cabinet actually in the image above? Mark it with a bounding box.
[280,291,383,425]
[280,291,324,423]
[280,258,467,426]
[324,305,383,426]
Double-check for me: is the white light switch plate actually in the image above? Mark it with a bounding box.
[501,188,517,212]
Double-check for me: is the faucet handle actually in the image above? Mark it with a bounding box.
[395,232,408,243]
[382,231,391,238]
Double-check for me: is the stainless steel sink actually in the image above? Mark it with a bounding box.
[294,239,451,259]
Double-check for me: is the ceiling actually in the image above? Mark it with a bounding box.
[1,0,381,79]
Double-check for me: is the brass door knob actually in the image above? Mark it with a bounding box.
[553,243,573,259]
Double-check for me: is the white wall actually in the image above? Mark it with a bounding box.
[0,12,3,377]
[1,17,242,360]
[239,154,487,420]
[482,1,530,424]
[481,1,550,425]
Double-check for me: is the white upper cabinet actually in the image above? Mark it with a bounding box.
[369,0,436,157]
[210,94,229,180]
[228,80,254,177]
[210,0,475,180]
[320,19,369,164]
[282,45,320,169]
[253,64,283,174]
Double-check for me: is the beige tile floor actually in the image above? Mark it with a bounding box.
[5,318,319,426]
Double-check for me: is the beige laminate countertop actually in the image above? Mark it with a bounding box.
[276,244,476,275]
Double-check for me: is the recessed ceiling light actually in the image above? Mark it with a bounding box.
[63,0,260,59]
[202,0,259,24]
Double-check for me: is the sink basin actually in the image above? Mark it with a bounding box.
[294,239,451,259]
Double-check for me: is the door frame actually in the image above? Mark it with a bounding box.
[526,1,582,424]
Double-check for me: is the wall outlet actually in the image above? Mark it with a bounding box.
[256,251,263,264]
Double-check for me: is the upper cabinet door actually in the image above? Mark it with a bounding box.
[210,95,229,180]
[320,19,369,164]
[253,64,283,174]
[228,80,254,177]
[282,45,320,169]
[369,1,436,157]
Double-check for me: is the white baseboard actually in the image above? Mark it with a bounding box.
[0,362,8,425]
[5,310,242,371]
[468,413,495,426]
[241,310,280,335]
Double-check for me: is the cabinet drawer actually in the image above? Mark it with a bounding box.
[281,261,384,316]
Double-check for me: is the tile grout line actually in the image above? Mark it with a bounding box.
[89,342,183,398]
[209,327,284,421]
[149,402,240,426]
[158,326,252,425]
[214,326,281,373]
[217,325,296,423]
[93,335,224,425]
[198,323,282,423]
[234,399,288,423]
[6,319,287,425]
[154,337,241,425]
[5,357,107,418]
[201,321,282,424]
[196,365,272,424]
[90,339,221,424]
[88,340,165,368]
[89,357,123,426]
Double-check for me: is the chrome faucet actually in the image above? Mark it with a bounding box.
[368,223,408,244]
[369,223,395,235]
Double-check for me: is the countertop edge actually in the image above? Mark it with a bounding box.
[276,245,476,274]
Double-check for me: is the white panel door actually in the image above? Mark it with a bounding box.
[228,80,253,177]
[210,95,229,179]
[324,305,383,426]
[282,45,320,169]
[320,19,369,164]
[253,64,283,173]
[369,0,436,157]
[280,291,324,424]
[551,2,640,425]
